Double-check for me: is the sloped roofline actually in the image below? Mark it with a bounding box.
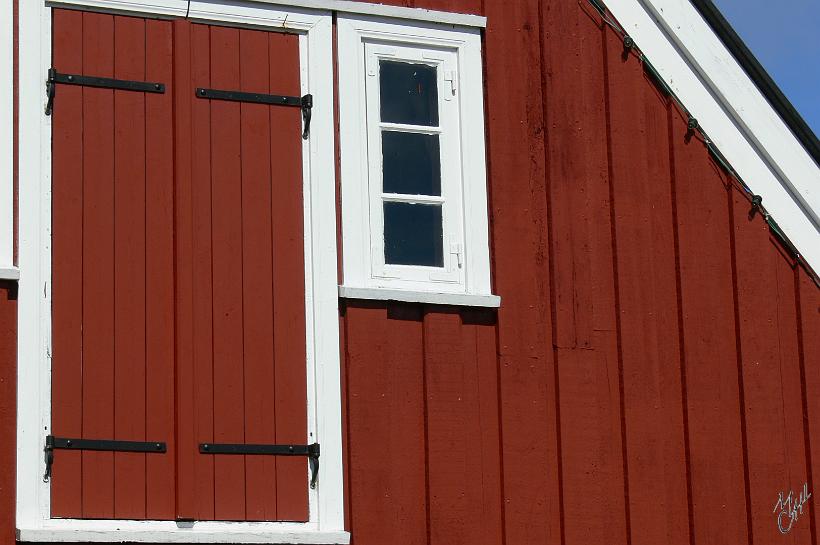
[604,0,820,272]
[690,0,820,166]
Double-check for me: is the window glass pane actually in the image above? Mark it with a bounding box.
[383,202,443,267]
[379,60,439,126]
[382,131,441,196]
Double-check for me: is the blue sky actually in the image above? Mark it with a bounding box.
[712,0,820,137]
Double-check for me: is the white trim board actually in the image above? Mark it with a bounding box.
[339,286,501,308]
[18,1,346,542]
[604,0,820,270]
[48,0,487,27]
[0,267,20,281]
[0,0,12,271]
[18,522,349,544]
[249,0,485,27]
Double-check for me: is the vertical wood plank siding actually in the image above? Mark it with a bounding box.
[339,1,820,545]
[1,0,819,542]
[0,284,15,544]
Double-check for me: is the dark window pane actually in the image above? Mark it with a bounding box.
[384,202,443,267]
[380,61,439,126]
[382,131,441,196]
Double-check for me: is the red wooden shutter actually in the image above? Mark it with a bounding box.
[51,9,176,519]
[51,11,310,522]
[173,22,309,522]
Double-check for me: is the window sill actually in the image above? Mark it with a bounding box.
[17,521,350,544]
[338,285,501,308]
[0,266,19,280]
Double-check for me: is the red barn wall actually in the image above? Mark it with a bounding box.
[340,1,820,545]
[0,285,15,545]
[2,1,819,545]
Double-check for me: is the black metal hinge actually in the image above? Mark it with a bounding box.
[200,442,320,489]
[46,68,166,116]
[195,88,314,140]
[44,435,167,482]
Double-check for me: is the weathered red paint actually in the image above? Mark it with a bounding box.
[340,3,820,545]
[0,284,16,545]
[3,0,819,543]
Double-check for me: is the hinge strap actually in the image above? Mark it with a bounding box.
[46,68,166,116]
[199,442,321,489]
[195,88,314,140]
[301,94,313,140]
[44,435,167,482]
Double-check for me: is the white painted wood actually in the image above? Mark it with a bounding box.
[252,0,485,27]
[0,0,12,271]
[294,12,346,535]
[0,267,20,280]
[18,522,350,544]
[47,0,486,27]
[18,1,346,540]
[17,0,52,531]
[339,285,501,308]
[338,15,495,299]
[605,0,820,270]
[46,0,189,17]
[187,0,324,27]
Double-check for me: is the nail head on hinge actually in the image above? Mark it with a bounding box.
[687,117,698,131]
[749,194,763,219]
[623,35,634,50]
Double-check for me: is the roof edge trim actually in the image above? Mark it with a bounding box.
[603,0,820,272]
[689,0,820,166]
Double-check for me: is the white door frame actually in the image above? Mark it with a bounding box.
[16,1,345,542]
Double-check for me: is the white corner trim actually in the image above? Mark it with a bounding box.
[0,267,20,280]
[18,0,345,538]
[0,0,12,271]
[339,286,501,308]
[604,0,820,270]
[17,522,350,544]
[46,0,486,27]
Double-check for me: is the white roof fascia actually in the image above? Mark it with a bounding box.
[604,0,820,270]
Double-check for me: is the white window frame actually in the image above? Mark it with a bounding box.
[0,0,15,281]
[16,1,346,543]
[366,44,462,287]
[337,14,499,308]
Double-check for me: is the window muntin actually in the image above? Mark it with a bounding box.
[365,43,463,285]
